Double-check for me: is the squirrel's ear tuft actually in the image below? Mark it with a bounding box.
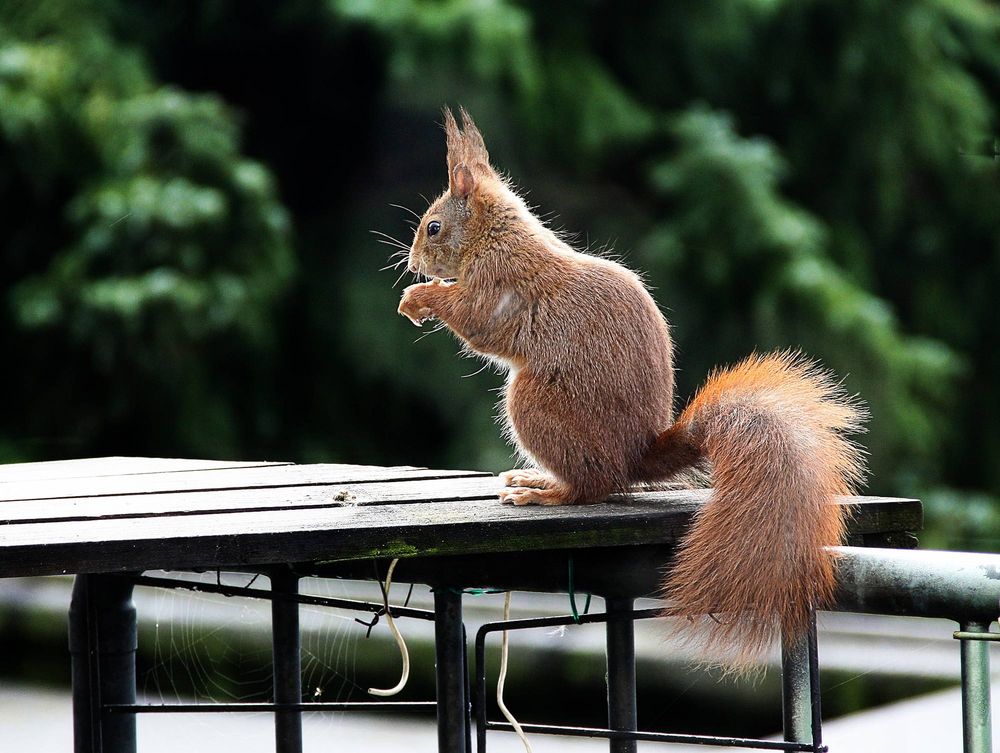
[458,107,490,166]
[452,163,476,200]
[443,106,463,177]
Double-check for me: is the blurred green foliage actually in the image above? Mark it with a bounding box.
[1,0,998,549]
[0,1,293,457]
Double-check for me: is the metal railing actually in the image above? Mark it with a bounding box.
[834,547,999,753]
[474,606,825,752]
[68,546,1000,753]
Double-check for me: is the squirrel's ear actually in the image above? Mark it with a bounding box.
[443,105,490,196]
[443,107,463,176]
[452,163,476,200]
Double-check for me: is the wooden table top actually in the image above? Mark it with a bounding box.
[0,457,921,579]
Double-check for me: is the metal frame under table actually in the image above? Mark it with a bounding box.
[0,456,922,753]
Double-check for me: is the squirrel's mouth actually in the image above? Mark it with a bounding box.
[424,265,458,282]
[410,257,459,282]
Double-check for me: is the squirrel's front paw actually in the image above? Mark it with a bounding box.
[398,282,437,326]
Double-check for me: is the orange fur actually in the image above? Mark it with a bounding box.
[398,109,868,665]
[655,352,867,665]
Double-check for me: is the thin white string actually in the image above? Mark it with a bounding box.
[498,591,533,752]
[367,558,410,696]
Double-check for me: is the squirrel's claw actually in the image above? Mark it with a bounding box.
[399,307,431,327]
[499,485,574,506]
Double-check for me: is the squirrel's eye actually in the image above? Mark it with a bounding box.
[427,220,441,237]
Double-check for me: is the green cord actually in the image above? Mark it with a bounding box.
[429,586,506,595]
[567,558,592,623]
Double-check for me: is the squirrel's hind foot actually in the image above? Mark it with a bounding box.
[499,482,574,506]
[500,468,554,489]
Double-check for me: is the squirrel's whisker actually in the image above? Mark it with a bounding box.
[389,203,421,220]
[392,267,413,289]
[379,259,408,273]
[373,242,408,254]
[370,229,411,248]
[373,243,409,256]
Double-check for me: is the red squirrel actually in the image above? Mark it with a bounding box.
[397,108,867,664]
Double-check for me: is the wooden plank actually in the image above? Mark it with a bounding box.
[0,493,921,578]
[0,463,924,540]
[0,457,291,483]
[0,463,489,503]
[0,474,503,523]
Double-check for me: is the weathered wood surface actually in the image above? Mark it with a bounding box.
[0,456,289,483]
[0,457,921,579]
[0,475,500,524]
[0,463,490,505]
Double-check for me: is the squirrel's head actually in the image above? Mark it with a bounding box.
[408,107,504,280]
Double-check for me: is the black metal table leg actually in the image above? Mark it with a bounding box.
[434,589,469,752]
[605,597,638,753]
[271,567,303,753]
[69,574,137,753]
[463,624,473,753]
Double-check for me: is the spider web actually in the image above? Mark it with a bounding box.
[136,572,399,713]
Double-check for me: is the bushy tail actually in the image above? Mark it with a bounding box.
[654,351,867,666]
